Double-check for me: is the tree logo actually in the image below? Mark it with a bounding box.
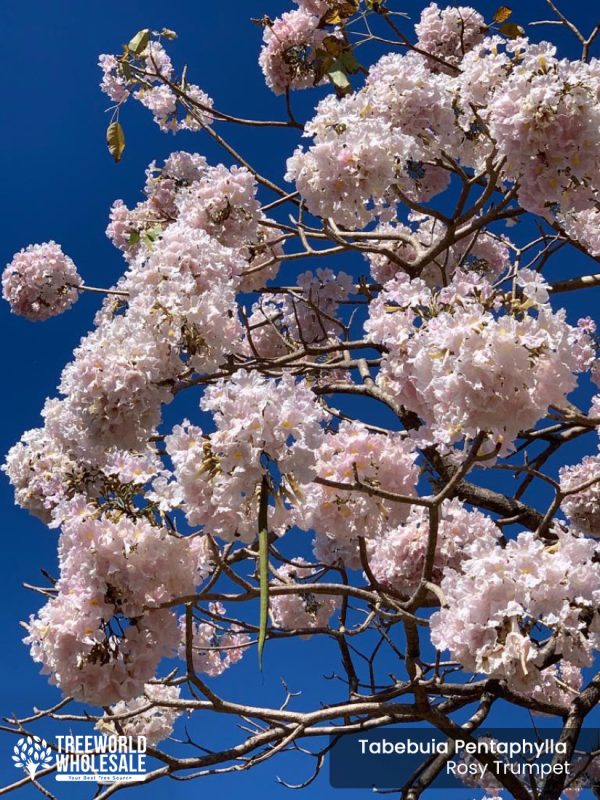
[12,736,53,779]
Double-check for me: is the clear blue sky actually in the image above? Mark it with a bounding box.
[1,1,600,798]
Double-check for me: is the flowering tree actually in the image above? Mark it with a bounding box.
[3,1,600,798]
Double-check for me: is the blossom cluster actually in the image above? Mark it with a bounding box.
[368,499,501,593]
[98,684,183,746]
[178,603,251,675]
[270,563,340,631]
[259,9,331,95]
[24,505,211,705]
[167,371,327,541]
[2,421,85,523]
[1,409,178,525]
[365,272,594,452]
[285,7,600,232]
[106,151,282,293]
[485,41,600,218]
[285,59,453,228]
[99,38,214,133]
[560,454,600,537]
[430,530,600,693]
[106,151,208,260]
[2,242,81,321]
[414,3,487,71]
[296,421,420,567]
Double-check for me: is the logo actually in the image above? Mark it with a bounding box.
[12,737,53,779]
[11,735,148,783]
[54,736,147,783]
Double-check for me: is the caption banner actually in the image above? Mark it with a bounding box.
[329,728,600,790]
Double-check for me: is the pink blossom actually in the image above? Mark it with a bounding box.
[415,3,487,71]
[259,9,328,95]
[24,511,205,705]
[369,499,501,593]
[178,604,251,676]
[100,36,214,134]
[431,530,600,691]
[98,684,183,745]
[167,372,327,542]
[560,455,600,537]
[98,54,129,104]
[3,242,81,320]
[286,52,456,226]
[176,165,261,249]
[295,421,419,567]
[135,84,214,133]
[365,274,594,452]
[270,563,339,632]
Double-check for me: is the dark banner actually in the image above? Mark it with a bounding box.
[329,728,600,791]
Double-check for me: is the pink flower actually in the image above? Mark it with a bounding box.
[259,9,329,95]
[3,242,80,320]
[415,3,487,71]
[270,563,339,633]
[560,454,600,537]
[98,684,182,746]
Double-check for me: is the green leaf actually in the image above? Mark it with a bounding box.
[159,28,178,40]
[313,50,334,85]
[106,121,125,162]
[257,477,270,670]
[328,61,352,96]
[314,42,360,86]
[128,230,140,246]
[499,21,525,39]
[120,61,133,81]
[128,29,150,56]
[142,224,163,249]
[146,223,163,242]
[340,49,361,75]
[493,6,512,24]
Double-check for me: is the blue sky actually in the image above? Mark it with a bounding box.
[2,1,600,798]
